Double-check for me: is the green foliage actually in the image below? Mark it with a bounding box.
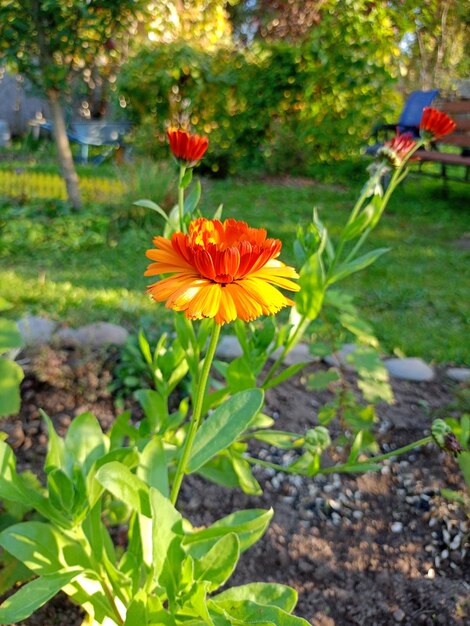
[0,420,308,625]
[0,301,23,418]
[0,0,145,93]
[119,7,398,173]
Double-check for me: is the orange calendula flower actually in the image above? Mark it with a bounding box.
[377,132,417,167]
[145,218,300,325]
[420,107,456,140]
[167,128,208,167]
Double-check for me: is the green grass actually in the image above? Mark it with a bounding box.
[1,160,469,364]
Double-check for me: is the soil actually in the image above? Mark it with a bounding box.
[1,346,469,626]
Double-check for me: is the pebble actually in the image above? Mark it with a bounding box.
[17,315,57,346]
[323,343,359,369]
[391,522,403,533]
[383,357,435,382]
[353,510,363,520]
[393,608,406,622]
[446,367,470,382]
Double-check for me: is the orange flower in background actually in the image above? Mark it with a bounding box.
[167,128,208,167]
[145,218,300,325]
[420,107,456,140]
[377,132,417,167]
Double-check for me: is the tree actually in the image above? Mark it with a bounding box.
[389,0,470,93]
[0,0,145,209]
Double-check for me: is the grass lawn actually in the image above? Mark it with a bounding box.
[0,160,469,364]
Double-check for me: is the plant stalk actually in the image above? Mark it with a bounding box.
[171,321,221,504]
[178,164,186,232]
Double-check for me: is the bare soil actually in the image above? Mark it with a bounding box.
[1,346,469,626]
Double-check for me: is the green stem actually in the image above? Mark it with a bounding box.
[178,164,187,232]
[261,315,310,389]
[245,436,433,476]
[171,322,221,504]
[318,436,433,474]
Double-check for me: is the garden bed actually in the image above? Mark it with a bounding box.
[1,347,469,626]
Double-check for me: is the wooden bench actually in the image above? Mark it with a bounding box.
[415,100,470,184]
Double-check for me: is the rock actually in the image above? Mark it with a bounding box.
[54,327,81,347]
[72,322,128,347]
[324,343,359,369]
[17,315,57,346]
[384,357,435,382]
[393,609,406,622]
[446,367,470,383]
[215,335,243,360]
[391,521,403,533]
[270,342,319,366]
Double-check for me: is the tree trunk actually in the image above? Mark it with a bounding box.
[47,89,82,210]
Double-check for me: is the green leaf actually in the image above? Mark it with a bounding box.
[295,253,324,320]
[184,509,273,557]
[194,533,240,592]
[138,329,153,365]
[340,205,374,241]
[210,599,310,625]
[48,468,74,513]
[249,430,304,449]
[184,179,202,215]
[181,168,193,189]
[0,521,90,574]
[231,456,262,495]
[0,570,79,624]
[64,412,108,475]
[138,437,169,497]
[213,583,297,613]
[150,487,184,583]
[0,357,23,417]
[134,199,169,222]
[328,248,390,284]
[124,590,148,626]
[197,454,241,489]
[263,362,307,390]
[0,319,22,354]
[307,369,340,391]
[95,462,151,517]
[40,410,65,472]
[135,389,169,434]
[188,389,264,473]
[226,358,256,393]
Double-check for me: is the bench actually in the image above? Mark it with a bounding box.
[415,100,470,184]
[40,120,132,165]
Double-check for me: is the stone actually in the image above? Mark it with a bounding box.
[72,322,128,347]
[270,342,319,366]
[446,367,470,383]
[384,357,435,382]
[393,609,406,622]
[53,327,81,347]
[391,521,403,533]
[324,343,359,369]
[215,335,243,360]
[17,315,57,346]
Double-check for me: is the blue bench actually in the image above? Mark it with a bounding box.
[41,120,132,165]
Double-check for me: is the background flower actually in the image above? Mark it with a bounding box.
[167,128,209,167]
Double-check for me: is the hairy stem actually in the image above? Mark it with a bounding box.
[171,322,221,504]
